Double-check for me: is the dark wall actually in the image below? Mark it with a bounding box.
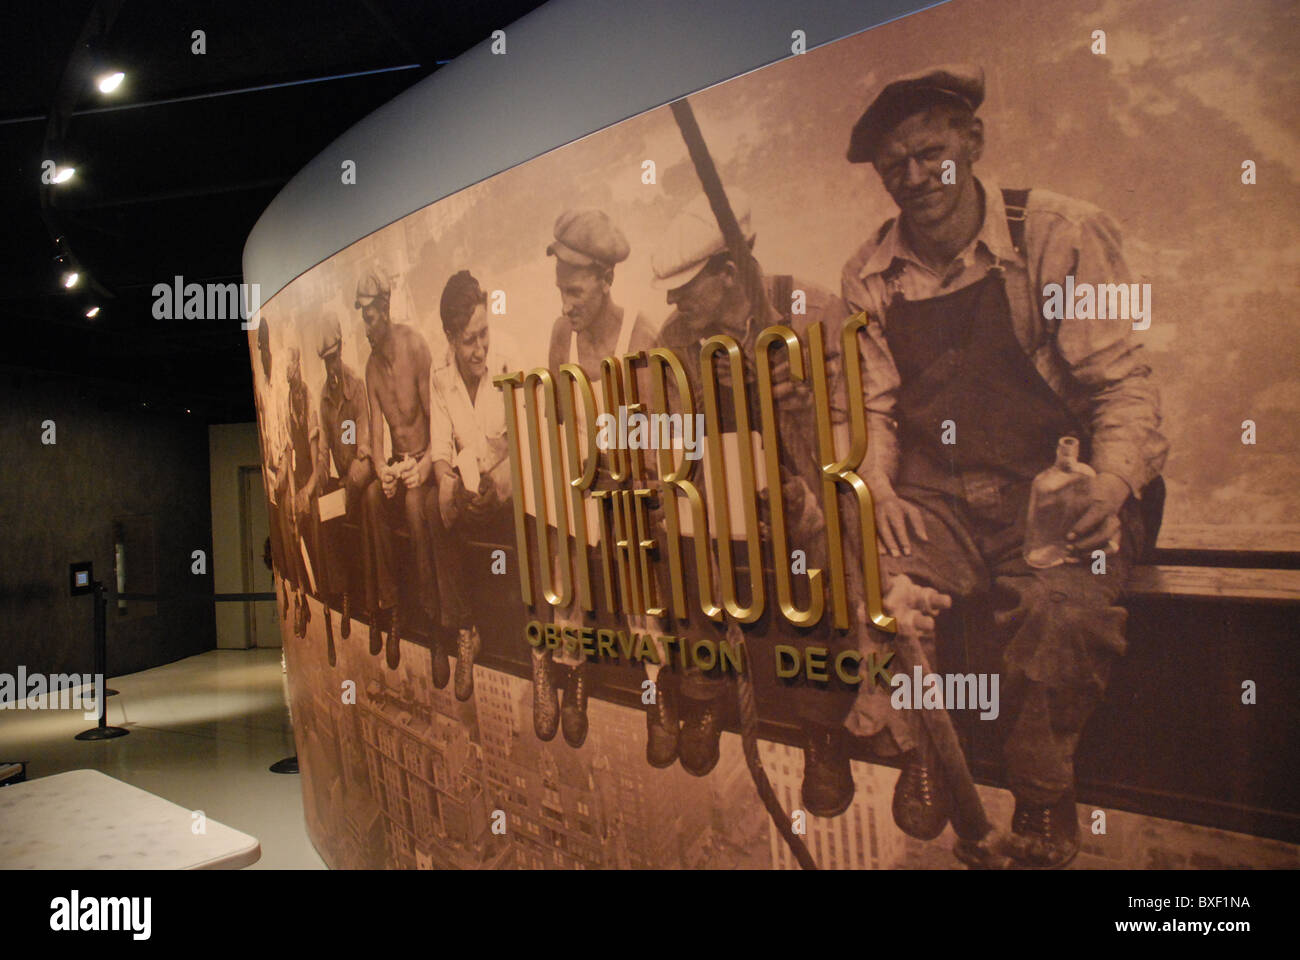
[0,372,216,679]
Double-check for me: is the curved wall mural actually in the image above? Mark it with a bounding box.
[248,0,1299,869]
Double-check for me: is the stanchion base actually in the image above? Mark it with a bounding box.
[270,756,299,774]
[75,726,129,741]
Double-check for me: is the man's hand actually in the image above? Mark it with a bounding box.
[465,475,499,520]
[875,494,929,558]
[346,457,371,491]
[1067,472,1129,554]
[880,574,952,638]
[380,463,399,499]
[406,455,431,489]
[294,487,310,519]
[766,350,812,406]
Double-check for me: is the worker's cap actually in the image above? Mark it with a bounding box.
[847,64,985,164]
[547,209,630,269]
[354,270,391,309]
[650,190,754,291]
[316,310,342,358]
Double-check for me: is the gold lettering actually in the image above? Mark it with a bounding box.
[808,317,896,633]
[557,363,599,611]
[756,324,825,628]
[523,369,571,608]
[646,347,715,620]
[493,371,531,604]
[700,335,764,623]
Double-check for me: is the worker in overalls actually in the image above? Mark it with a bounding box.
[840,65,1168,867]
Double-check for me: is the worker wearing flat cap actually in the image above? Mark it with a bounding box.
[531,210,657,749]
[546,209,654,376]
[643,189,868,822]
[839,64,1168,868]
[314,309,375,662]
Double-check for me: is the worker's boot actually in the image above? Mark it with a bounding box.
[455,626,480,701]
[530,648,559,741]
[369,608,386,657]
[340,592,352,640]
[892,744,951,840]
[645,674,679,768]
[801,724,854,819]
[953,828,1017,870]
[678,696,722,777]
[386,607,402,669]
[561,662,589,748]
[430,635,450,689]
[1006,793,1080,869]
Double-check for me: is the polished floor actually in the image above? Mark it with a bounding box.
[0,648,325,869]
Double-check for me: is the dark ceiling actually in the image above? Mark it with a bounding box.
[0,0,546,423]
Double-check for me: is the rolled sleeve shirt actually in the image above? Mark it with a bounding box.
[430,337,520,488]
[841,177,1168,497]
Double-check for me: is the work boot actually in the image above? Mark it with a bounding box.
[386,608,402,669]
[678,697,722,777]
[892,750,950,840]
[801,725,854,819]
[953,828,1017,870]
[530,648,559,741]
[340,593,351,640]
[454,626,480,701]
[644,675,679,768]
[323,605,336,667]
[430,636,450,689]
[1007,794,1080,869]
[561,662,589,748]
[369,608,386,656]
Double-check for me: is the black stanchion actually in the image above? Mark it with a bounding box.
[75,581,129,741]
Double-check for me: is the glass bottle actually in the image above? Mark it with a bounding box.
[1024,436,1094,569]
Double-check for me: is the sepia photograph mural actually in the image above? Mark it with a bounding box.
[248,0,1299,869]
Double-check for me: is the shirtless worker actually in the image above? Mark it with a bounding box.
[357,269,438,670]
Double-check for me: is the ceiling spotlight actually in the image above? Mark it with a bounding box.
[85,306,100,318]
[52,166,75,184]
[62,271,80,289]
[97,71,125,94]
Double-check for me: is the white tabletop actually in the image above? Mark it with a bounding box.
[0,769,261,869]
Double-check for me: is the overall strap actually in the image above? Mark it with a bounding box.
[1001,187,1030,258]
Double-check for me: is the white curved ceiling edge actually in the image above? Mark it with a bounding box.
[242,0,944,301]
